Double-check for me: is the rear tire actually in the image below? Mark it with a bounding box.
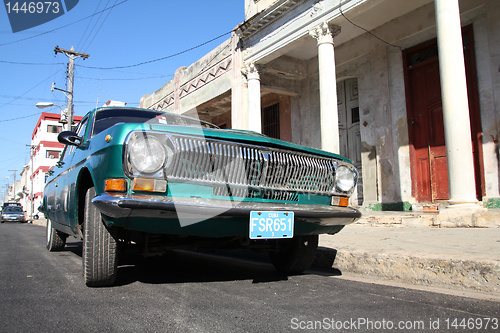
[83,187,118,287]
[269,235,318,275]
[46,219,67,251]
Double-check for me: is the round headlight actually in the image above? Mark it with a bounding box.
[128,135,166,174]
[335,165,356,192]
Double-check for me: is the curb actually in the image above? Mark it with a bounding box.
[314,247,500,294]
[28,219,46,227]
[356,209,500,228]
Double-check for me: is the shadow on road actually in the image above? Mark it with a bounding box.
[61,240,342,287]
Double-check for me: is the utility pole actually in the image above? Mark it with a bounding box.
[54,46,89,131]
[4,179,9,203]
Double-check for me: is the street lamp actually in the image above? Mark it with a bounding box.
[36,102,69,129]
[35,102,56,109]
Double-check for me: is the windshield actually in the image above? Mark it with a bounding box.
[92,108,219,136]
[3,207,22,213]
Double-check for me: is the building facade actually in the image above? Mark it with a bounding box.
[23,112,82,218]
[140,0,500,212]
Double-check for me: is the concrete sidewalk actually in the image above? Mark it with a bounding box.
[318,222,500,298]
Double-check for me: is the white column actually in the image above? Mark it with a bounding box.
[435,0,477,205]
[231,31,245,130]
[310,22,341,154]
[243,63,262,133]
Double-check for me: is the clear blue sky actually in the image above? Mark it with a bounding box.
[0,0,244,197]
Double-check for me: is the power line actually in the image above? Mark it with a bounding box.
[0,136,26,145]
[0,95,97,104]
[77,31,232,70]
[0,60,66,66]
[0,112,42,123]
[0,70,62,110]
[81,0,118,52]
[339,3,401,50]
[0,0,129,47]
[78,74,172,81]
[0,153,27,165]
[77,0,106,50]
[2,31,231,75]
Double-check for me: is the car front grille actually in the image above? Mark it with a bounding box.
[166,136,339,196]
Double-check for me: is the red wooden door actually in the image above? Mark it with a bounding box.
[407,53,448,202]
[405,26,484,203]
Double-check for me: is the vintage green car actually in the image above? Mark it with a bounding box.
[42,107,360,286]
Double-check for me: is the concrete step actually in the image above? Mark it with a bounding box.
[318,227,500,296]
[355,208,500,228]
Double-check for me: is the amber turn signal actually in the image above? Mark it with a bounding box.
[331,196,350,207]
[338,196,350,207]
[105,179,127,192]
[132,178,167,193]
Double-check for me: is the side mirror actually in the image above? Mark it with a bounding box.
[58,131,82,147]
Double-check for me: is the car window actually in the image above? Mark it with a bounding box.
[62,115,89,158]
[75,116,89,137]
[4,207,22,212]
[92,108,218,136]
[3,203,20,208]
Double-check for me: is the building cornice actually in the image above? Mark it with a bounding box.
[235,0,303,40]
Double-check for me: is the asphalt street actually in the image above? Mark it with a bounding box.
[0,222,499,332]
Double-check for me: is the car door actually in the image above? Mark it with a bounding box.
[60,114,93,231]
[45,144,73,224]
[47,115,91,227]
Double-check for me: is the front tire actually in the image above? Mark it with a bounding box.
[83,187,118,287]
[46,219,67,251]
[269,235,318,275]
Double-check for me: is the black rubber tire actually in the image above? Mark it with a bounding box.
[269,235,319,275]
[46,219,67,251]
[83,187,118,287]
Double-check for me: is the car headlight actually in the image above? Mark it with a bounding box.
[335,165,356,193]
[128,135,166,174]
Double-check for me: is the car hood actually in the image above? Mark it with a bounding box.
[146,124,350,162]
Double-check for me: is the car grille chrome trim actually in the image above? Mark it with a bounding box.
[166,136,344,196]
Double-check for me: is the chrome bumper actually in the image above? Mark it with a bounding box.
[92,193,361,226]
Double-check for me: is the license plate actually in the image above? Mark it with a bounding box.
[249,211,294,239]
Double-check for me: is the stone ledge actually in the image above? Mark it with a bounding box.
[315,247,500,294]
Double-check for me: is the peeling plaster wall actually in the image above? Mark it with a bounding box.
[293,58,322,150]
[479,0,500,200]
[388,46,412,203]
